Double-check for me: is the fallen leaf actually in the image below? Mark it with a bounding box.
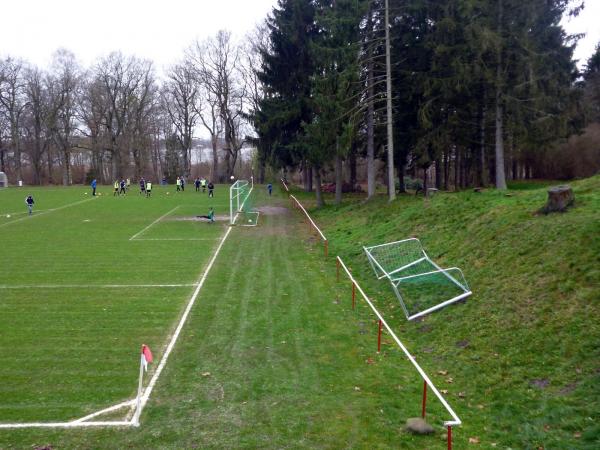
[458,392,466,398]
[446,377,454,384]
[354,386,361,391]
[469,436,480,444]
[201,372,211,377]
[440,389,449,394]
[366,358,375,365]
[438,370,448,376]
[574,432,582,438]
[544,425,551,431]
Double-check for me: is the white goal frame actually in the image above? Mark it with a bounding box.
[229,177,256,225]
[364,238,471,321]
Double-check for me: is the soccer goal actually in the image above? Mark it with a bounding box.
[364,238,471,321]
[229,178,259,226]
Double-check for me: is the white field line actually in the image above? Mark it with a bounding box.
[0,209,47,217]
[336,256,461,427]
[129,206,180,241]
[0,421,131,429]
[70,399,136,424]
[132,238,219,241]
[0,198,95,229]
[132,225,233,425]
[0,283,198,289]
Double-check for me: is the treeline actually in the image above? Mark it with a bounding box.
[252,0,600,204]
[0,31,259,185]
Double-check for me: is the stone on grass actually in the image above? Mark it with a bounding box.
[405,417,434,435]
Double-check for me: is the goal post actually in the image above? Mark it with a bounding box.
[364,238,472,320]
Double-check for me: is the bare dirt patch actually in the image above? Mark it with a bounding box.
[256,206,289,215]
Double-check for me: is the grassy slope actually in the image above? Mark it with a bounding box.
[301,176,600,448]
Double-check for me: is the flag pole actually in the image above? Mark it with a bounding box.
[133,347,144,426]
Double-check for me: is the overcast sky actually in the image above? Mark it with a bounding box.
[0,0,598,71]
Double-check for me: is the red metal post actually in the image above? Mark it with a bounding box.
[447,426,452,450]
[422,380,427,418]
[377,319,382,352]
[352,282,356,310]
[324,240,328,257]
[336,259,340,281]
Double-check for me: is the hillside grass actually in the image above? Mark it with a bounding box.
[299,176,600,448]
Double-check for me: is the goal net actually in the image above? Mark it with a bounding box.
[230,179,259,226]
[364,238,471,320]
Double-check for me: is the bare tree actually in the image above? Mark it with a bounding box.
[161,61,200,177]
[46,49,80,185]
[23,66,50,184]
[0,57,28,181]
[191,30,248,179]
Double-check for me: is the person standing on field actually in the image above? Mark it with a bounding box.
[267,183,272,196]
[207,181,214,198]
[180,176,185,192]
[201,178,207,192]
[176,176,181,192]
[195,177,200,192]
[91,178,97,196]
[120,179,126,195]
[25,194,35,215]
[139,177,146,195]
[146,181,152,197]
[113,180,119,196]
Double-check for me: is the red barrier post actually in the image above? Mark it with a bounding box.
[447,426,452,450]
[422,380,427,418]
[377,319,382,352]
[336,259,340,282]
[324,240,328,257]
[351,282,356,310]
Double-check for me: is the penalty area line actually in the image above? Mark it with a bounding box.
[132,225,233,425]
[0,283,198,289]
[129,206,180,241]
[0,198,95,229]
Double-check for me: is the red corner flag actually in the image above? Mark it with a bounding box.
[141,345,153,372]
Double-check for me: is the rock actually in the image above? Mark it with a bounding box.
[541,185,574,214]
[405,417,435,435]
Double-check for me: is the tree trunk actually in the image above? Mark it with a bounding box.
[62,149,71,185]
[334,152,342,205]
[307,166,313,192]
[366,4,376,199]
[443,150,449,190]
[315,168,324,208]
[422,167,428,196]
[397,164,406,193]
[435,158,442,189]
[211,135,219,182]
[349,149,357,190]
[454,147,460,191]
[494,0,507,190]
[480,104,488,186]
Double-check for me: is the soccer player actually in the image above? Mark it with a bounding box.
[180,176,185,192]
[120,179,126,195]
[25,194,35,215]
[198,207,215,223]
[207,181,214,198]
[146,181,152,197]
[113,180,119,196]
[267,183,272,196]
[201,178,207,192]
[91,178,97,196]
[139,177,146,195]
[176,176,181,192]
[195,177,200,192]
[126,178,131,191]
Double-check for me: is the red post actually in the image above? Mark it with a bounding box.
[421,380,427,418]
[324,240,328,257]
[352,282,356,310]
[377,319,382,352]
[447,426,452,450]
[336,259,340,282]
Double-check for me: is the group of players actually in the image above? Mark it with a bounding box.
[100,177,215,198]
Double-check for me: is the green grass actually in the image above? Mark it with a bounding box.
[0,178,598,448]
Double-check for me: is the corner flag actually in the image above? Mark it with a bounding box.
[141,344,153,372]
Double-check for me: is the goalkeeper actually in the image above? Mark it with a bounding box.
[198,207,215,223]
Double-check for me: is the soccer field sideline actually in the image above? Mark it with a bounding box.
[0,202,235,429]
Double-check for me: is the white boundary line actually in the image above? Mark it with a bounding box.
[132,225,233,424]
[0,198,95,229]
[0,284,198,289]
[0,225,233,429]
[129,206,180,241]
[132,238,219,241]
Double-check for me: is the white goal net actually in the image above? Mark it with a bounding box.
[229,178,259,226]
[364,238,471,320]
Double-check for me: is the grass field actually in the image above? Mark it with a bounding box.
[0,178,598,448]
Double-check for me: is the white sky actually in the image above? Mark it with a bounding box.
[0,0,597,71]
[0,0,278,71]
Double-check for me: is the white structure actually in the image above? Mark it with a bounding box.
[229,178,259,226]
[364,238,471,320]
[0,172,7,187]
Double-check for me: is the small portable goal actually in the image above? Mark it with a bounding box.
[364,238,471,321]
